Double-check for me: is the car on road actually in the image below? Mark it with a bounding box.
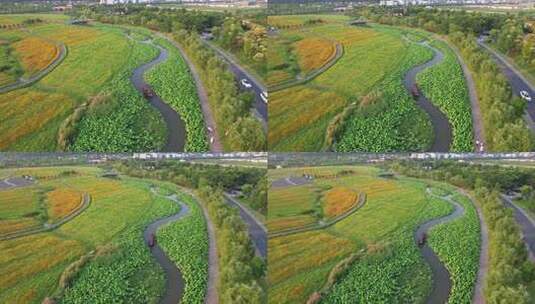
[148,233,156,248]
[241,79,252,88]
[411,84,420,98]
[260,91,268,104]
[143,86,154,98]
[520,90,532,102]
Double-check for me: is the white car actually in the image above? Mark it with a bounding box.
[260,91,268,104]
[241,79,252,88]
[520,90,532,102]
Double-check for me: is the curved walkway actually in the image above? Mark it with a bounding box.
[223,193,267,258]
[131,40,186,152]
[146,188,189,304]
[0,193,91,241]
[501,194,535,261]
[416,188,465,304]
[156,33,223,152]
[0,42,67,94]
[269,41,343,92]
[404,42,452,152]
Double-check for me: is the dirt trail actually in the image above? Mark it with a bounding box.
[416,188,465,304]
[146,188,189,304]
[404,42,452,152]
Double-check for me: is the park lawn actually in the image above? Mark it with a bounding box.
[0,20,166,152]
[12,36,59,78]
[268,165,465,303]
[0,166,178,303]
[268,19,433,151]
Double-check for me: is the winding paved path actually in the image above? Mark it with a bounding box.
[156,33,223,152]
[223,193,267,258]
[0,177,35,190]
[146,188,189,304]
[131,41,186,152]
[404,42,452,152]
[0,42,67,94]
[416,188,465,304]
[501,194,535,261]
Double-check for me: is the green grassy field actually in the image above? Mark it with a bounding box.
[268,165,481,303]
[268,15,436,152]
[0,15,166,152]
[0,166,209,304]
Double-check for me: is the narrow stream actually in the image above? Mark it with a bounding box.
[131,42,186,152]
[415,189,465,304]
[144,191,189,303]
[403,42,452,152]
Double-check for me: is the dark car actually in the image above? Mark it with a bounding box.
[148,233,156,248]
[411,84,420,98]
[418,233,427,247]
[143,86,154,98]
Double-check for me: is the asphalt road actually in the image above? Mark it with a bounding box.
[131,41,186,152]
[201,39,267,123]
[223,194,267,259]
[415,189,465,304]
[501,195,535,260]
[145,190,189,304]
[404,42,452,152]
[477,38,535,131]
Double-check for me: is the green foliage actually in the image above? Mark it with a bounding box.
[146,38,209,152]
[158,192,209,304]
[71,39,166,152]
[428,192,480,304]
[335,43,434,152]
[323,194,453,303]
[417,40,474,152]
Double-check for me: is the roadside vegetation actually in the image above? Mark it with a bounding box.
[267,165,480,303]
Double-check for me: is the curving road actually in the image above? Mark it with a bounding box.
[501,194,535,261]
[131,42,186,152]
[477,38,535,133]
[146,189,189,304]
[223,193,267,258]
[201,39,267,124]
[404,42,452,152]
[415,188,465,304]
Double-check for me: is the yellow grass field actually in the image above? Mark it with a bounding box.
[12,37,59,78]
[46,188,82,222]
[294,37,336,74]
[323,186,358,218]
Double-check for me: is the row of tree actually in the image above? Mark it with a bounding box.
[391,160,535,303]
[198,184,265,304]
